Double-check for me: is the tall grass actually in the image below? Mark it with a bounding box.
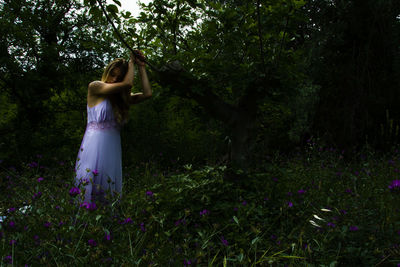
[0,142,400,266]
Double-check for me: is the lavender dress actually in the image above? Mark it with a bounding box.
[74,98,122,205]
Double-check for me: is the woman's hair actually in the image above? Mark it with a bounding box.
[101,58,130,125]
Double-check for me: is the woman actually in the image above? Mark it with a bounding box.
[74,50,152,206]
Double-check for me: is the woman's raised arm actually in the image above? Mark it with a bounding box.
[89,53,135,95]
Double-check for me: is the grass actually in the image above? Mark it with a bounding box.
[1,141,400,266]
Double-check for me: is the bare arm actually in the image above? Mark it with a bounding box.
[130,51,152,105]
[89,55,135,95]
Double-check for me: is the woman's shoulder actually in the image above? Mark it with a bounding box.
[88,80,104,90]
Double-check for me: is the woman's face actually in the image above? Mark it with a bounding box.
[106,67,122,83]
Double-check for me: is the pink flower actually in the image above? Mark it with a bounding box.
[37,177,44,182]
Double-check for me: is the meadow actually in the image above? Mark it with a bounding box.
[1,140,400,266]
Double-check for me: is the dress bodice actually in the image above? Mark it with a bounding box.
[86,98,120,131]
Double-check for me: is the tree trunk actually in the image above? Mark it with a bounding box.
[157,62,266,180]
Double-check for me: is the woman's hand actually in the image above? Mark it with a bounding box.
[133,50,146,67]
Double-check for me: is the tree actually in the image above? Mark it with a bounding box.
[0,0,123,160]
[305,0,400,150]
[86,0,310,176]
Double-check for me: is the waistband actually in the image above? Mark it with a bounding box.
[86,120,120,131]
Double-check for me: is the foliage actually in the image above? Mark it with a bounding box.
[121,86,227,170]
[0,0,125,162]
[306,0,400,149]
[1,143,400,265]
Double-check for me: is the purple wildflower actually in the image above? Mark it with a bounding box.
[88,202,97,211]
[44,222,51,228]
[80,202,90,209]
[80,202,97,211]
[9,221,15,228]
[37,177,44,182]
[327,222,336,228]
[389,180,400,192]
[146,191,154,197]
[80,178,90,186]
[104,233,112,241]
[200,209,210,216]
[242,200,247,206]
[121,217,133,225]
[184,259,192,266]
[349,226,359,231]
[92,169,99,176]
[8,207,15,213]
[288,202,293,207]
[139,222,146,232]
[297,189,306,195]
[28,162,38,168]
[88,239,97,247]
[9,240,16,245]
[3,255,12,264]
[221,236,228,246]
[32,191,42,200]
[69,187,80,197]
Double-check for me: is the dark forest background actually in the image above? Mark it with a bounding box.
[1,0,400,173]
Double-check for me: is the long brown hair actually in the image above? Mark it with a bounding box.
[101,58,130,125]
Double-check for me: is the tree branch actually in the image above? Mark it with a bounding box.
[95,0,159,71]
[157,61,238,125]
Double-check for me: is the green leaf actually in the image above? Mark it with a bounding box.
[233,216,239,225]
[89,7,102,20]
[251,236,261,245]
[112,0,122,7]
[106,4,119,14]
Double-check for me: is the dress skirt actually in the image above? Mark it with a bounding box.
[74,98,122,205]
